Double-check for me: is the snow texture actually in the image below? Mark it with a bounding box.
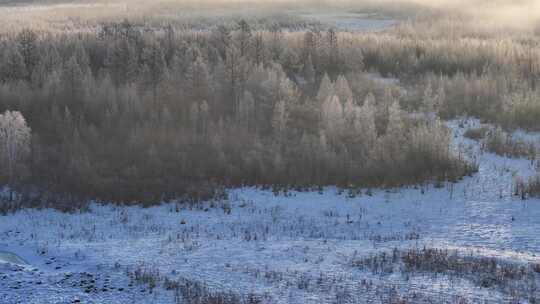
[0,118,539,303]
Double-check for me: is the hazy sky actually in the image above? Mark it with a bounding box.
[0,0,538,33]
[427,0,540,29]
[327,0,540,29]
[180,0,540,26]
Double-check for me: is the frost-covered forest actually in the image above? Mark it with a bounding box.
[1,19,485,203]
[1,1,540,303]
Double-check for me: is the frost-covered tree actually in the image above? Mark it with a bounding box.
[302,30,319,63]
[421,81,436,117]
[316,73,334,105]
[238,90,255,129]
[343,97,356,127]
[376,87,395,134]
[435,84,446,113]
[356,93,378,150]
[383,101,405,163]
[186,56,211,102]
[386,101,404,138]
[189,102,199,130]
[341,46,364,72]
[31,45,61,88]
[141,42,166,103]
[62,56,85,98]
[72,41,91,75]
[272,98,288,142]
[335,75,353,103]
[271,72,298,136]
[225,45,243,115]
[302,55,316,85]
[252,33,266,66]
[105,40,139,86]
[210,25,232,59]
[200,100,210,136]
[16,29,39,79]
[278,73,298,105]
[0,23,478,201]
[235,19,252,58]
[1,46,27,82]
[324,28,339,74]
[269,24,284,61]
[409,118,453,180]
[322,95,345,140]
[190,100,210,136]
[0,111,31,201]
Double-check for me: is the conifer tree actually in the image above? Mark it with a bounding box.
[272,98,288,143]
[335,75,353,103]
[2,46,26,82]
[186,56,211,103]
[210,25,232,59]
[316,73,334,106]
[357,93,378,149]
[225,45,242,116]
[141,42,166,104]
[383,101,405,164]
[62,56,84,99]
[236,19,252,58]
[303,55,316,85]
[16,29,39,79]
[238,91,255,130]
[422,81,436,117]
[252,33,266,66]
[322,95,345,140]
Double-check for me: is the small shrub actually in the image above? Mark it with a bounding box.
[485,128,537,159]
[352,247,540,301]
[131,265,161,292]
[464,127,489,140]
[525,175,540,198]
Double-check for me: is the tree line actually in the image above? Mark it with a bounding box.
[0,21,476,205]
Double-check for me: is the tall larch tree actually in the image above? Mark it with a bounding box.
[210,25,232,60]
[0,111,31,201]
[16,29,39,80]
[186,56,211,103]
[141,42,166,104]
[335,75,353,103]
[2,46,26,82]
[383,101,405,164]
[322,95,345,141]
[316,73,334,106]
[225,45,243,116]
[355,93,378,159]
[236,19,252,58]
[252,32,266,66]
[303,55,316,86]
[61,56,85,101]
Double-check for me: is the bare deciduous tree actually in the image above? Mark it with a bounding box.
[0,111,31,201]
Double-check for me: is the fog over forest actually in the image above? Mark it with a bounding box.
[1,1,540,303]
[1,0,539,31]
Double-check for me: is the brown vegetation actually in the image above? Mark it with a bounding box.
[484,128,537,159]
[525,175,540,198]
[463,127,489,141]
[0,20,476,204]
[352,247,540,302]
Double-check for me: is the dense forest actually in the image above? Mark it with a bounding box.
[0,7,539,205]
[3,3,540,304]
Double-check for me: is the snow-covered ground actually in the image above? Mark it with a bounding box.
[1,119,540,303]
